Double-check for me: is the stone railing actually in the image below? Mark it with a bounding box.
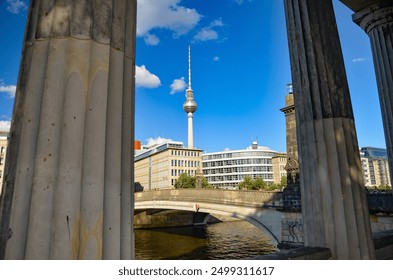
[367,192,393,214]
[135,189,283,208]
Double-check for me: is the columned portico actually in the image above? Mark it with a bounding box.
[342,0,393,194]
[0,1,136,259]
[284,0,375,259]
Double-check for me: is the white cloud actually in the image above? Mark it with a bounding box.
[0,83,16,98]
[170,77,187,94]
[352,57,367,63]
[146,137,173,147]
[6,0,27,14]
[213,56,220,62]
[135,65,161,88]
[0,121,11,132]
[144,33,160,46]
[194,29,218,41]
[137,0,201,39]
[209,19,224,28]
[194,19,224,42]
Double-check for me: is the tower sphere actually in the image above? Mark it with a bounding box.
[183,99,197,113]
[183,92,197,113]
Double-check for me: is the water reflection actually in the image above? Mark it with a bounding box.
[135,221,276,260]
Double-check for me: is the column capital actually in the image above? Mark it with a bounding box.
[353,3,393,34]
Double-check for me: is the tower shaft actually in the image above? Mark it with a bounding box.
[188,113,194,149]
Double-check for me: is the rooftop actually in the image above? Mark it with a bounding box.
[135,140,202,161]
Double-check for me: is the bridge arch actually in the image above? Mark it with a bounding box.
[135,192,282,246]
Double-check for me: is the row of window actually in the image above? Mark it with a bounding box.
[171,169,195,177]
[202,158,272,167]
[203,166,273,175]
[203,151,276,161]
[171,160,200,168]
[206,174,273,182]
[171,150,201,157]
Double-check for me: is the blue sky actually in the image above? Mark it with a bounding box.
[0,0,386,153]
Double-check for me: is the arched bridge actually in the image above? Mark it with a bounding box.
[135,189,284,245]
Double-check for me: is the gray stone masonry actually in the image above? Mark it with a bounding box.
[351,1,393,195]
[0,0,137,260]
[284,0,375,259]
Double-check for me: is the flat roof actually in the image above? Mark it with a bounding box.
[135,141,202,162]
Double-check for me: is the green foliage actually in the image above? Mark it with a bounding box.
[201,176,211,188]
[280,176,287,188]
[239,176,253,190]
[251,177,267,190]
[174,173,212,189]
[174,173,195,189]
[239,176,281,191]
[377,185,392,190]
[264,183,281,191]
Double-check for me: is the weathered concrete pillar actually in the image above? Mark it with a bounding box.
[0,0,136,259]
[351,1,393,193]
[284,0,375,259]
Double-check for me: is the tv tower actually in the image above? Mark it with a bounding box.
[183,45,197,149]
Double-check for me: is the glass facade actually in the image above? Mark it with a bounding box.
[202,145,279,188]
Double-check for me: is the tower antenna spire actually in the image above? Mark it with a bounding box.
[183,45,197,149]
[188,45,192,90]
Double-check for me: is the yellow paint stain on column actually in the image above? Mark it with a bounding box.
[78,212,103,259]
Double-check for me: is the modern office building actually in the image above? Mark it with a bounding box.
[360,147,391,187]
[360,147,388,158]
[0,131,9,195]
[359,150,371,187]
[134,141,203,190]
[202,141,281,188]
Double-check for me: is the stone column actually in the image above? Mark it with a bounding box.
[280,85,300,187]
[284,0,375,259]
[0,0,136,259]
[352,2,393,192]
[280,85,301,211]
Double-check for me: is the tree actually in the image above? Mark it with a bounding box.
[265,183,281,191]
[201,176,211,188]
[252,177,267,190]
[239,176,253,190]
[280,175,287,188]
[175,173,211,189]
[174,173,195,189]
[377,184,392,190]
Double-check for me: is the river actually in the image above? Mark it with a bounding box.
[135,221,276,260]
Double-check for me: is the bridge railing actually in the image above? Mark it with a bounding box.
[135,189,283,208]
